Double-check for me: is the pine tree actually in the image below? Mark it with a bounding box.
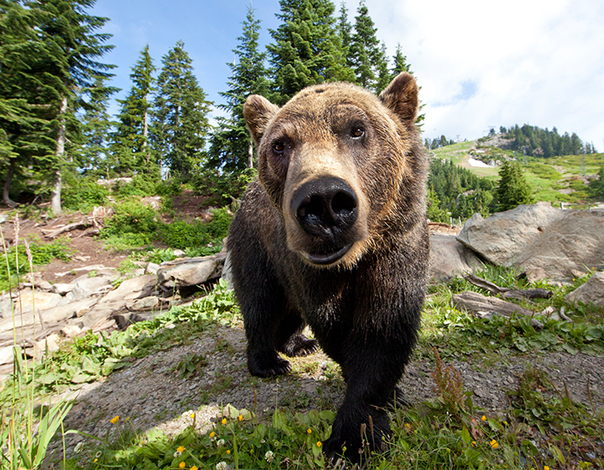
[336,4,355,79]
[348,1,382,91]
[496,161,534,211]
[26,0,114,214]
[391,44,411,76]
[207,7,270,177]
[77,75,116,177]
[0,0,46,206]
[267,0,352,104]
[111,45,157,177]
[151,40,212,180]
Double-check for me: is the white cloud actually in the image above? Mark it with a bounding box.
[343,0,604,149]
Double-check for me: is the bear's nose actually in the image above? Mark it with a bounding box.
[291,177,358,238]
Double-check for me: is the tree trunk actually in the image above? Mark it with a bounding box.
[50,96,68,215]
[3,160,17,207]
[247,141,254,169]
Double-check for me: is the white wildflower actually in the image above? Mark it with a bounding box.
[265,450,274,463]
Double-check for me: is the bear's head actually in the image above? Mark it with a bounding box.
[243,72,424,269]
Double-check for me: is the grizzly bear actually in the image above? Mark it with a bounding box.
[227,72,429,462]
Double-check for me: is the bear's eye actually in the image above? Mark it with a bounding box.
[272,140,286,155]
[350,126,365,139]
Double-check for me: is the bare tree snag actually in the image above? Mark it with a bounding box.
[451,291,544,328]
[464,274,553,300]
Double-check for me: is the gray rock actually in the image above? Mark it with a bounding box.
[145,262,161,275]
[71,276,113,302]
[565,272,604,307]
[429,233,482,282]
[0,345,15,365]
[457,203,604,281]
[53,283,75,296]
[158,253,227,289]
[99,275,157,304]
[126,296,160,311]
[457,202,563,267]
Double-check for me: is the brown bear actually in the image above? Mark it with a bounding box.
[227,72,429,462]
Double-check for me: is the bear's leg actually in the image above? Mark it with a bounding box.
[276,313,318,357]
[232,253,293,378]
[322,329,416,463]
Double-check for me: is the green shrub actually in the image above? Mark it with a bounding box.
[0,238,72,291]
[155,179,183,197]
[113,175,160,198]
[62,180,109,213]
[158,208,232,252]
[100,199,161,243]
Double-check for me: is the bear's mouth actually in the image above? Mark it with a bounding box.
[302,243,352,265]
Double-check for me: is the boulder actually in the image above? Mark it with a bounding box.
[0,289,63,319]
[70,276,113,302]
[157,253,227,289]
[99,275,157,304]
[457,202,563,267]
[428,233,482,282]
[457,203,604,281]
[565,272,604,307]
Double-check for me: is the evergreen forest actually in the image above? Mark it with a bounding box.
[0,0,601,219]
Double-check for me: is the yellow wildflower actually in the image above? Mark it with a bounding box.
[317,441,322,448]
[177,446,185,453]
[221,418,227,425]
[179,462,186,469]
[238,414,243,421]
[110,416,119,424]
[210,431,216,438]
[544,467,550,470]
[191,413,196,419]
[307,428,312,434]
[481,415,487,422]
[191,467,198,470]
[227,450,231,454]
[490,439,499,449]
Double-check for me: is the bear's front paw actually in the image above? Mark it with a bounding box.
[323,408,390,463]
[279,334,318,357]
[247,350,290,377]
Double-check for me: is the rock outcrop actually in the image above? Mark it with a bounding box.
[457,202,604,282]
[0,253,228,379]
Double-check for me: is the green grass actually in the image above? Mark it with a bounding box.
[433,141,604,208]
[3,263,603,469]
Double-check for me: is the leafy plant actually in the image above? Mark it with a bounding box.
[62,179,109,213]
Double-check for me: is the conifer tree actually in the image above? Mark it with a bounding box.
[496,161,534,211]
[77,75,116,177]
[111,45,157,177]
[151,40,211,180]
[0,0,46,206]
[336,4,355,78]
[268,0,352,104]
[391,44,411,76]
[26,0,114,213]
[348,1,382,91]
[207,7,269,176]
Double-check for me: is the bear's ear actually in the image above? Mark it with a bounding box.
[243,95,280,144]
[379,72,419,127]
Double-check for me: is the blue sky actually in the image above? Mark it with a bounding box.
[92,0,604,150]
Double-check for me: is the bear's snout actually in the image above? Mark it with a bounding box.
[289,176,360,265]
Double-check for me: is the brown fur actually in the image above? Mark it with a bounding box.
[229,73,429,462]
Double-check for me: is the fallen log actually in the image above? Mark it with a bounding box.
[451,291,544,328]
[464,274,553,300]
[42,220,89,239]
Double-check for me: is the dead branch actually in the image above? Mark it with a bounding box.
[464,274,553,300]
[451,291,544,328]
[42,219,89,239]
